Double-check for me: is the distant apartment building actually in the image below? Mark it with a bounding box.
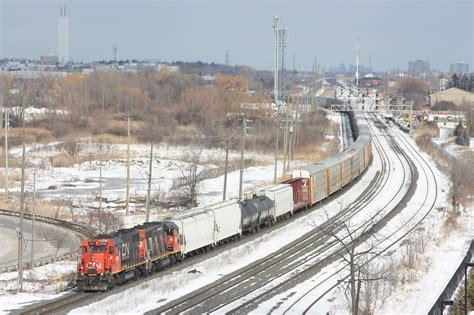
[408,60,430,77]
[40,53,58,65]
[449,62,470,75]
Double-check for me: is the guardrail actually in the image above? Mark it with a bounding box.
[0,208,94,237]
[428,240,474,315]
[0,209,93,274]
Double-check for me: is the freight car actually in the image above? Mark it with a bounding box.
[76,221,180,291]
[77,111,372,291]
[240,194,274,233]
[290,111,372,206]
[257,184,294,219]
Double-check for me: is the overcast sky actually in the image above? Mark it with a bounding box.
[0,0,472,72]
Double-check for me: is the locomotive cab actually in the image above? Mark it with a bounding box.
[77,237,122,291]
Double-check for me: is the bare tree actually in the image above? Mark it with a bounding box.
[315,210,385,315]
[450,154,474,212]
[75,208,123,235]
[41,229,66,258]
[178,147,209,208]
[62,139,81,156]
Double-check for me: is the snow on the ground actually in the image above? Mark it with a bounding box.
[7,143,302,205]
[0,292,63,315]
[69,138,380,315]
[4,107,68,123]
[375,128,473,313]
[250,119,469,315]
[0,260,76,314]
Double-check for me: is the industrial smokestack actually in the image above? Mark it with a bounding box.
[58,6,69,63]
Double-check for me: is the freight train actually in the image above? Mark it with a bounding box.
[76,111,372,291]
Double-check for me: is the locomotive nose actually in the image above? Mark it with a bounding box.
[87,254,105,274]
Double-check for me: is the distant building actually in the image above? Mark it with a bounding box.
[359,74,382,87]
[57,6,69,63]
[40,53,58,65]
[439,78,448,91]
[429,87,474,107]
[408,60,430,77]
[449,62,470,75]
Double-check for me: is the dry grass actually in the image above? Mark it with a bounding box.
[0,196,70,219]
[90,134,138,145]
[0,127,55,145]
[415,122,438,138]
[28,199,71,219]
[0,173,22,188]
[442,209,460,233]
[294,138,340,163]
[50,154,91,168]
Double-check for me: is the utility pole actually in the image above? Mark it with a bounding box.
[30,170,36,269]
[355,40,360,88]
[273,16,280,105]
[238,117,247,201]
[18,89,27,292]
[292,53,295,72]
[4,109,8,199]
[280,27,287,103]
[223,137,229,201]
[145,142,153,223]
[17,142,26,292]
[274,109,280,183]
[99,162,102,233]
[283,105,290,174]
[125,117,130,216]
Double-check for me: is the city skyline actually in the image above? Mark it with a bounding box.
[0,0,472,72]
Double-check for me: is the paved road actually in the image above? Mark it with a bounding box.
[0,215,83,268]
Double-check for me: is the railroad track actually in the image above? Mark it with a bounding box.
[18,292,90,315]
[20,115,429,315]
[147,114,410,314]
[289,115,439,314]
[213,114,414,315]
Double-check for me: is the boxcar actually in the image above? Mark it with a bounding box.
[258,184,293,219]
[282,177,310,211]
[335,152,352,187]
[205,200,241,243]
[321,157,342,195]
[291,164,327,205]
[169,208,215,256]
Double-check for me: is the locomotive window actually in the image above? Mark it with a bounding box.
[90,244,107,253]
[81,246,87,254]
[109,247,114,254]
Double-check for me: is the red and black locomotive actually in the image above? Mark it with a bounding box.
[76,221,180,291]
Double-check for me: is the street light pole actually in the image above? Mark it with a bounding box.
[273,16,280,106]
[274,109,279,183]
[4,109,9,199]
